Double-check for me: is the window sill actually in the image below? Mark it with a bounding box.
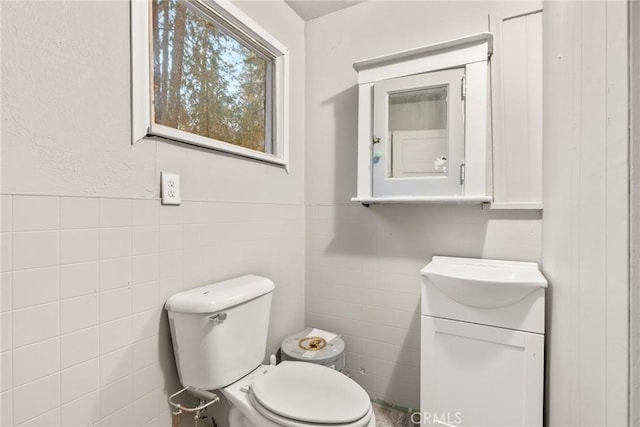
[147,124,288,169]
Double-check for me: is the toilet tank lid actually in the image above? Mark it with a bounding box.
[165,275,275,314]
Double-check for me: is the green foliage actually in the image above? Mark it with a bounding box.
[152,0,268,152]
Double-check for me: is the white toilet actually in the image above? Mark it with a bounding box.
[165,275,376,427]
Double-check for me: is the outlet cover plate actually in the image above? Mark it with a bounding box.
[161,172,181,205]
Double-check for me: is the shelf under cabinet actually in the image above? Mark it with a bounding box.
[351,195,493,205]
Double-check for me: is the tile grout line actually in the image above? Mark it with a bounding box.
[130,199,135,425]
[0,192,305,208]
[9,194,14,426]
[97,198,103,424]
[11,374,60,426]
[57,195,61,427]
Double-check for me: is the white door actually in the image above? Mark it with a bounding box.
[373,68,465,197]
[420,316,544,426]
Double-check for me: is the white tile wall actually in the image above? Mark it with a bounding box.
[100,376,132,419]
[61,327,99,369]
[132,337,159,372]
[1,351,11,392]
[12,338,59,387]
[1,391,12,426]
[1,194,306,426]
[61,294,98,333]
[132,228,158,256]
[100,346,132,386]
[305,204,542,410]
[61,359,100,404]
[60,197,99,230]
[99,199,132,229]
[61,390,100,427]
[1,234,11,273]
[132,389,164,426]
[100,404,133,427]
[1,196,12,233]
[60,262,98,299]
[13,303,59,348]
[12,196,59,232]
[99,288,130,323]
[1,313,11,352]
[99,257,131,291]
[12,267,59,309]
[1,273,10,312]
[13,374,59,424]
[99,228,132,260]
[12,231,58,270]
[60,229,98,264]
[18,408,60,427]
[100,318,132,356]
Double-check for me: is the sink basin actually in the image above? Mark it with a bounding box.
[421,256,547,308]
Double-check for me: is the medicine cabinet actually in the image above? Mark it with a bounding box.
[352,33,493,204]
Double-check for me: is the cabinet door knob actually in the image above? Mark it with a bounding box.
[373,152,383,162]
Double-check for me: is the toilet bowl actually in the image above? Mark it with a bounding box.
[222,362,375,427]
[164,275,376,427]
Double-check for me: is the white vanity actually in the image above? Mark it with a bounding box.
[420,256,547,426]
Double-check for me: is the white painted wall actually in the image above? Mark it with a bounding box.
[304,0,543,411]
[0,1,305,426]
[1,0,305,204]
[542,1,628,426]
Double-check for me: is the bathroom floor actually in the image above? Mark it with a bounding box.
[372,403,413,427]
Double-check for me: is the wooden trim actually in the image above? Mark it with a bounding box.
[351,195,492,204]
[353,32,493,72]
[149,124,288,167]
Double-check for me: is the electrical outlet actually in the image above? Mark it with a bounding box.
[161,172,181,205]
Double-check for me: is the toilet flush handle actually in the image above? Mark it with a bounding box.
[208,312,227,324]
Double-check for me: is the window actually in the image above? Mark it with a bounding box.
[132,0,289,166]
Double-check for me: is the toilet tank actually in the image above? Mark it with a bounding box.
[165,275,274,390]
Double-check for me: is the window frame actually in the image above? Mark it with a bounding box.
[131,0,290,167]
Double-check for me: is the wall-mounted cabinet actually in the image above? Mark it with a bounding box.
[352,33,493,205]
[489,4,543,209]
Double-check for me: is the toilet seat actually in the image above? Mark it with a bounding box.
[248,361,372,427]
[249,394,374,427]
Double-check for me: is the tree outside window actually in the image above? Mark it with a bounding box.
[152,0,272,153]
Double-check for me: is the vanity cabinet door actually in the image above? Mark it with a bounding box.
[373,68,465,197]
[420,316,544,426]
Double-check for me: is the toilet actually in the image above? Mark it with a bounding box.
[165,275,376,427]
